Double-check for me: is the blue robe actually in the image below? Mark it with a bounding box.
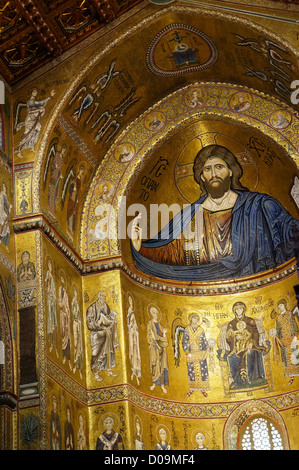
[131,190,299,281]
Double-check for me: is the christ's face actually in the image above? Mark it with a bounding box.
[201,156,232,198]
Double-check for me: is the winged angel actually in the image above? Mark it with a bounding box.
[14,88,55,157]
[172,312,215,398]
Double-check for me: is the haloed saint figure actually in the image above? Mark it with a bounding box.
[131,144,299,281]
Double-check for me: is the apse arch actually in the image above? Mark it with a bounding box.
[80,80,299,276]
[34,2,299,235]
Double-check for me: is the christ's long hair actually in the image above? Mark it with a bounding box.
[193,144,248,195]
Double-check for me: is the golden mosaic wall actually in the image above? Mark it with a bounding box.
[0,86,18,450]
[39,265,299,449]
[2,0,299,450]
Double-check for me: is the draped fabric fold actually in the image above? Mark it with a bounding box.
[131,190,299,281]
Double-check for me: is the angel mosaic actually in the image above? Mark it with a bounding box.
[270,298,299,385]
[172,312,215,398]
[217,301,270,392]
[14,88,55,157]
[147,304,169,394]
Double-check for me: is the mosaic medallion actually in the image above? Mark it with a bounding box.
[146,23,218,77]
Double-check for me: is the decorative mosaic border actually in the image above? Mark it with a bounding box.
[0,251,15,276]
[35,230,47,449]
[47,359,299,419]
[13,216,83,273]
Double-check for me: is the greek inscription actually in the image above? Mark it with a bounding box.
[247,136,280,167]
[139,157,169,200]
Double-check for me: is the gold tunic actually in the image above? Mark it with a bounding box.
[140,208,233,266]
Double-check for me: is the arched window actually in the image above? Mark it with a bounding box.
[223,400,290,450]
[239,415,284,450]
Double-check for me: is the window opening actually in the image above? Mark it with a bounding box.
[240,416,284,450]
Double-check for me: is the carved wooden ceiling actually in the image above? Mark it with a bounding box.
[1,0,299,85]
[0,0,142,85]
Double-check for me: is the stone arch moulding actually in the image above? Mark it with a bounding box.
[33,3,299,225]
[80,81,299,268]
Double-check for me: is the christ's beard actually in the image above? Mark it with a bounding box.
[204,175,231,199]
